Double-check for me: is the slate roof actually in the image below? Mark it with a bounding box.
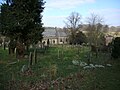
[43,27,67,37]
[57,29,67,37]
[43,27,56,37]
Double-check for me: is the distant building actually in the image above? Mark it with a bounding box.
[42,27,68,45]
[105,35,113,45]
[107,26,120,37]
[104,26,120,45]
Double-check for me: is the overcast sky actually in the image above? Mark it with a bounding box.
[0,0,120,27]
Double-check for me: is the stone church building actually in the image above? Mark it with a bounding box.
[42,27,68,45]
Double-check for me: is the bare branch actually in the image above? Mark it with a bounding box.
[64,12,82,44]
[86,13,105,46]
[65,12,82,30]
[86,13,103,25]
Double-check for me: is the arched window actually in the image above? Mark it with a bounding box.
[53,40,55,43]
[66,38,68,42]
[60,39,62,42]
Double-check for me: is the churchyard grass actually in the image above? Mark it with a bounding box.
[0,45,120,90]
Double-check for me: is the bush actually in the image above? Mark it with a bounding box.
[111,37,120,59]
[69,31,87,45]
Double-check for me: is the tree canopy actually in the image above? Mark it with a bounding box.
[111,37,120,59]
[74,31,87,45]
[0,0,45,45]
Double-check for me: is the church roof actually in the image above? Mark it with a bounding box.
[43,27,67,37]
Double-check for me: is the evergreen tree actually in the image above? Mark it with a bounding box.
[111,37,120,59]
[75,31,87,45]
[1,0,45,45]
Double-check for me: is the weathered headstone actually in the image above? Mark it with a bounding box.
[29,52,33,67]
[33,49,37,64]
[15,48,18,58]
[21,65,28,73]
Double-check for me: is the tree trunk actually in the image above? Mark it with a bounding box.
[3,42,5,50]
[16,42,25,58]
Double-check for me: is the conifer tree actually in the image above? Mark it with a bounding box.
[1,0,45,45]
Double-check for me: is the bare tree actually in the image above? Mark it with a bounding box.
[86,13,104,46]
[64,12,82,44]
[86,13,107,58]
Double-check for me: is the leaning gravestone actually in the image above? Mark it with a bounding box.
[29,52,33,67]
[33,49,37,64]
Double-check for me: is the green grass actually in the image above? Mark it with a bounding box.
[0,45,120,90]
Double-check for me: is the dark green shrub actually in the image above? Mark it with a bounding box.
[111,37,120,59]
[4,37,10,42]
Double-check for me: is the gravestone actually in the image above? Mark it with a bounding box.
[21,65,28,73]
[33,49,37,64]
[29,52,33,67]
